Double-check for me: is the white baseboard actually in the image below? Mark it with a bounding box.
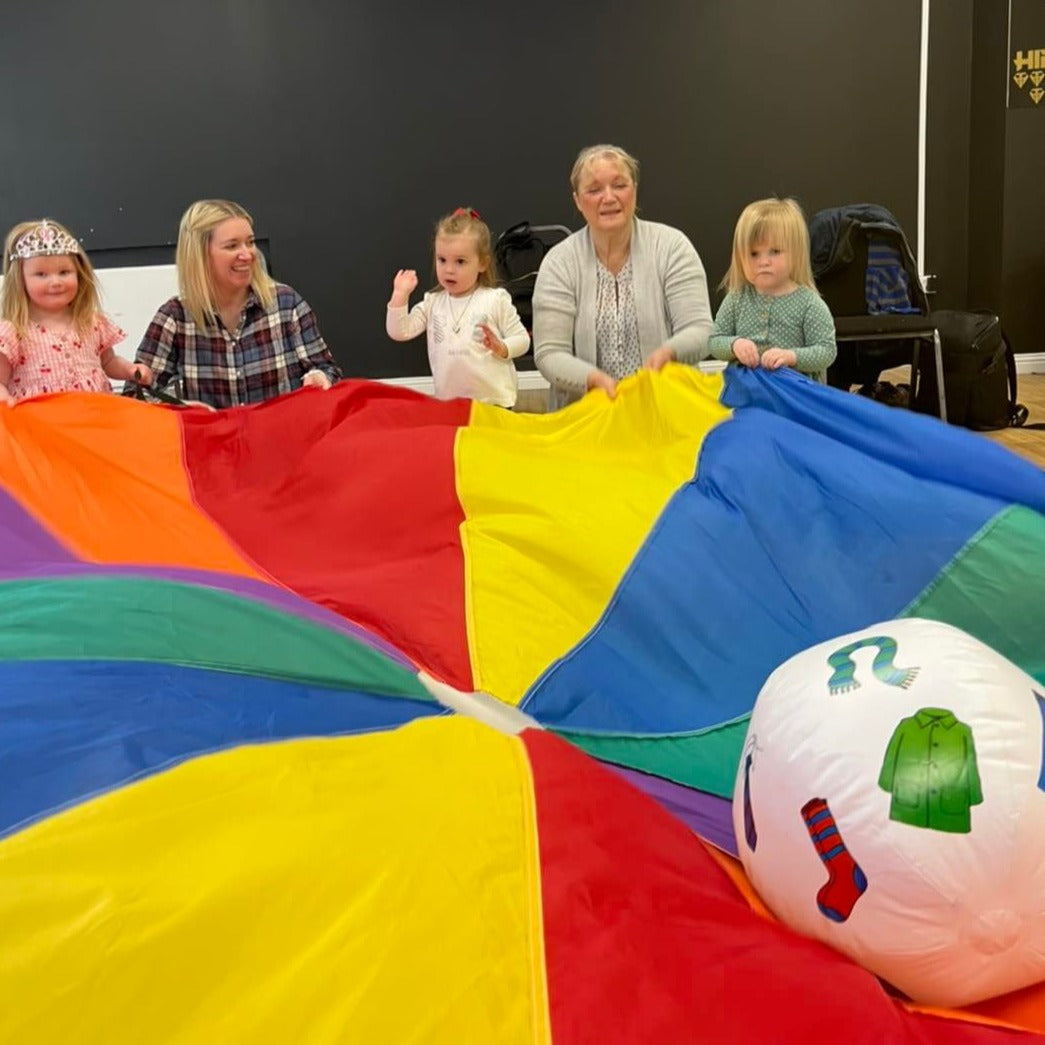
[1016,352,1045,374]
[377,359,727,396]
[379,370,551,395]
[377,354,1043,396]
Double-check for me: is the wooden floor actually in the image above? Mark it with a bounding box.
[980,373,1045,468]
[880,368,1045,469]
[518,371,1045,470]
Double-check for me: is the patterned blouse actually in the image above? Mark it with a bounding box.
[0,314,124,399]
[594,257,643,381]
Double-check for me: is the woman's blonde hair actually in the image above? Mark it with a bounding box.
[569,144,640,194]
[721,197,816,294]
[176,199,275,328]
[433,207,499,288]
[1,219,102,336]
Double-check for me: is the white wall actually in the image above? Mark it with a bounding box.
[0,264,177,363]
[95,264,177,362]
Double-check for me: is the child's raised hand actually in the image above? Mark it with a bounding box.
[390,269,418,304]
[132,363,154,387]
[478,323,509,359]
[760,347,798,370]
[731,337,761,367]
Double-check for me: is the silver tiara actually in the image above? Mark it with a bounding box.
[9,221,82,262]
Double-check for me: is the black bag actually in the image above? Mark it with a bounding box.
[493,222,546,330]
[913,310,1030,430]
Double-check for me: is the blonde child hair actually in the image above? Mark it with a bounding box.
[721,197,816,294]
[433,207,499,288]
[1,219,102,336]
[569,144,640,193]
[176,199,275,328]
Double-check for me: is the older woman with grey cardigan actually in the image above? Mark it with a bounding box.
[532,144,713,409]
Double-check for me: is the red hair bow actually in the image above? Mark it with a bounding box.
[452,207,481,220]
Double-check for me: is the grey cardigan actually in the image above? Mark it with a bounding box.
[532,218,713,408]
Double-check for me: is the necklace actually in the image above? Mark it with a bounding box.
[447,290,476,333]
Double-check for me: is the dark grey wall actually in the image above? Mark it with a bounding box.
[968,0,1008,312]
[1,1,986,375]
[926,0,973,310]
[1000,0,1045,353]
[966,0,1045,353]
[1002,113,1045,352]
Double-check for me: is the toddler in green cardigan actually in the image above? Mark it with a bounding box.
[708,198,837,382]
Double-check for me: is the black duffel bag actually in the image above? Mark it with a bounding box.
[913,310,1030,430]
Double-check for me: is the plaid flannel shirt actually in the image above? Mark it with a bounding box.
[127,283,342,407]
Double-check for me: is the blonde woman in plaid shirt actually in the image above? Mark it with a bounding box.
[128,200,341,408]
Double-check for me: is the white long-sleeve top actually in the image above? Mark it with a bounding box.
[386,285,530,407]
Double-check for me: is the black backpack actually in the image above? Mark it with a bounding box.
[493,222,570,330]
[912,310,1032,430]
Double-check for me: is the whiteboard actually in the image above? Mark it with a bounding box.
[95,264,178,362]
[0,264,178,364]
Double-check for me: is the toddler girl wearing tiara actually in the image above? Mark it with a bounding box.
[0,219,152,403]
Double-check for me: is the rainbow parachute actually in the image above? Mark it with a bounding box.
[1,367,1043,1042]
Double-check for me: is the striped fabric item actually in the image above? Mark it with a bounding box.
[865,235,921,313]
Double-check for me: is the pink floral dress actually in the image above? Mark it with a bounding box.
[0,313,125,399]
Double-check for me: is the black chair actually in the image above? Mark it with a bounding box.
[813,214,947,422]
[494,222,572,335]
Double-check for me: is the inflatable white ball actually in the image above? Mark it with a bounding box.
[733,618,1045,1007]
